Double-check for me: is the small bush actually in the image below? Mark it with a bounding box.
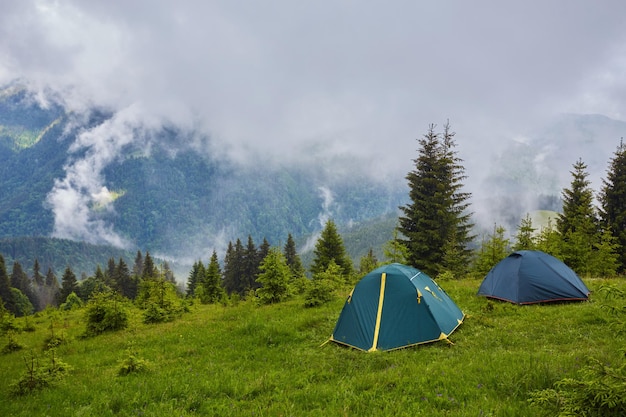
[9,350,72,396]
[118,343,149,376]
[84,292,129,336]
[60,292,84,311]
[2,331,25,354]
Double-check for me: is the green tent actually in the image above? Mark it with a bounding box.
[329,263,464,351]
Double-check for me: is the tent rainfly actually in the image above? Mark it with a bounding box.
[477,250,590,304]
[329,263,465,352]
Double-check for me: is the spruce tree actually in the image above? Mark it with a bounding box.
[198,250,225,304]
[223,239,245,295]
[599,140,626,272]
[142,252,157,280]
[115,258,136,299]
[471,224,510,278]
[42,267,60,308]
[58,266,78,304]
[32,259,44,286]
[256,248,291,304]
[283,233,305,280]
[358,248,379,275]
[186,261,203,297]
[398,122,473,276]
[513,213,536,251]
[242,235,260,293]
[0,254,16,315]
[132,250,144,277]
[10,261,37,310]
[558,159,600,275]
[310,219,353,278]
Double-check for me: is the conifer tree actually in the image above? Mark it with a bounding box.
[558,159,601,275]
[142,252,157,280]
[242,235,260,293]
[106,257,117,287]
[115,258,137,299]
[599,140,626,272]
[132,250,144,277]
[310,219,353,278]
[198,250,225,304]
[513,213,536,251]
[358,248,379,275]
[398,122,473,276]
[471,224,510,278]
[58,266,78,304]
[186,261,203,297]
[0,254,16,315]
[535,218,563,258]
[10,261,37,310]
[42,267,60,308]
[223,239,245,295]
[283,233,305,280]
[383,228,408,264]
[32,259,44,286]
[256,248,291,304]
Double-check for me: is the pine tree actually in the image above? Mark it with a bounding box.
[513,213,536,251]
[32,259,44,286]
[535,218,562,258]
[256,248,291,304]
[42,267,59,308]
[186,261,203,297]
[242,235,260,293]
[557,159,600,274]
[198,250,225,304]
[10,261,37,310]
[310,219,353,278]
[142,252,157,280]
[115,258,137,299]
[223,239,245,295]
[398,122,473,276]
[0,254,16,315]
[58,266,78,304]
[358,248,379,275]
[105,257,117,287]
[599,140,626,272]
[132,250,144,277]
[471,224,510,278]
[283,233,305,280]
[383,228,408,264]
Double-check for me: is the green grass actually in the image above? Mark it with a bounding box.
[1,278,624,416]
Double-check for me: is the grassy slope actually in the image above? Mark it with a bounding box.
[1,278,624,417]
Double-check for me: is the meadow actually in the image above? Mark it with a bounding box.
[1,277,624,417]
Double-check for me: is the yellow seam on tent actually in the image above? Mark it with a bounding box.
[417,289,422,304]
[369,272,387,352]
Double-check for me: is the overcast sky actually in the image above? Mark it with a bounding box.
[2,1,626,188]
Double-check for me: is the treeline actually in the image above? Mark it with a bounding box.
[395,123,626,280]
[0,250,177,317]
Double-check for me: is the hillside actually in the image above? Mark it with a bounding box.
[1,278,624,416]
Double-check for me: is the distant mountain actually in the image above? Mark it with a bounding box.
[0,85,407,273]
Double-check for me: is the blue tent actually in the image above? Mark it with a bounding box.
[329,263,464,352]
[477,250,590,304]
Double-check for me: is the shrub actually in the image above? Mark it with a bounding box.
[118,343,149,376]
[60,292,83,311]
[9,350,72,396]
[2,331,25,354]
[84,292,129,336]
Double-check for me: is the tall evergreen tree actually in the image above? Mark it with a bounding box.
[283,233,305,280]
[398,122,473,276]
[471,224,510,278]
[42,267,60,308]
[310,219,353,278]
[186,260,203,297]
[242,235,260,293]
[599,140,626,272]
[512,213,536,251]
[535,218,563,258]
[10,261,37,310]
[198,250,225,304]
[32,259,44,286]
[142,252,157,280]
[106,257,117,287]
[557,159,600,274]
[132,250,144,277]
[223,239,245,295]
[0,254,16,315]
[358,248,379,275]
[256,248,291,304]
[115,258,137,299]
[58,266,78,304]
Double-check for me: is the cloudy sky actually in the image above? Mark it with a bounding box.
[2,1,626,187]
